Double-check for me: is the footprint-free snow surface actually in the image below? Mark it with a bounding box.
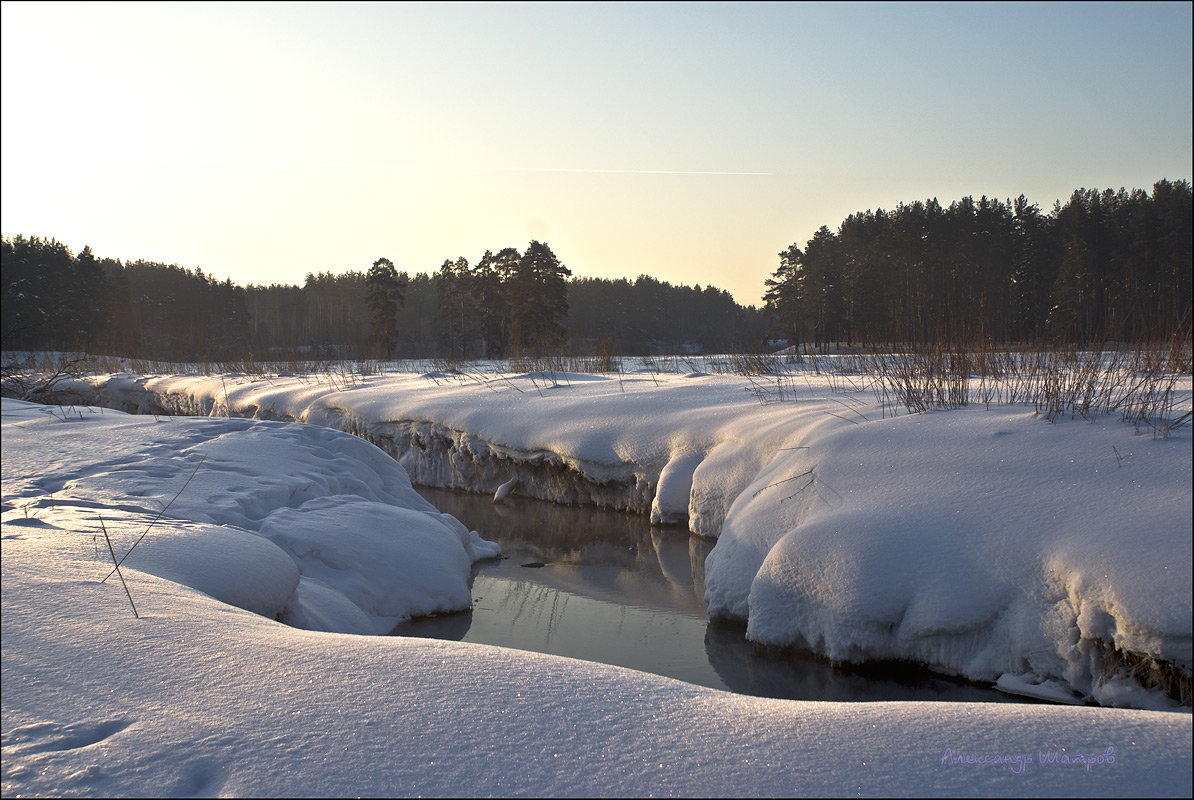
[3,363,1191,796]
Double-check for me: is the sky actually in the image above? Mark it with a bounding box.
[1,1,1191,305]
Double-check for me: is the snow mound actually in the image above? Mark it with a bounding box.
[0,398,498,633]
[258,498,474,633]
[493,476,517,502]
[723,409,1192,708]
[119,521,299,619]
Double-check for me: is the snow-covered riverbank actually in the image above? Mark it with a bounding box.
[73,367,1192,711]
[3,396,1191,797]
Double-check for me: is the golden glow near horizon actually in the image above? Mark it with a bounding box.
[2,2,1191,304]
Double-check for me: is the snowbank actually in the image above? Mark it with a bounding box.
[69,368,1194,708]
[0,398,499,634]
[2,397,1191,797]
[732,409,1191,710]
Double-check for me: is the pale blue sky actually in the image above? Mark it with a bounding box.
[2,1,1190,304]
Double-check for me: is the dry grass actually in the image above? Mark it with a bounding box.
[848,336,1191,437]
[1094,639,1192,706]
[10,331,1192,436]
[1,351,96,404]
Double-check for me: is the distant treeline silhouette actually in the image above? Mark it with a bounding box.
[765,180,1192,351]
[0,237,765,361]
[5,180,1189,362]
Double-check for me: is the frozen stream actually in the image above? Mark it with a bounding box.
[394,488,1025,704]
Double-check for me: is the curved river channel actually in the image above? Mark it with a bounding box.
[394,487,1024,704]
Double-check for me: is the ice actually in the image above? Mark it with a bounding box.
[493,476,517,502]
[996,673,1085,705]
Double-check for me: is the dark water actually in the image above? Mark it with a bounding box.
[395,487,1023,704]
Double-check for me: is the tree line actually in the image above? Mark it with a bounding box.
[8,179,1186,364]
[2,237,766,362]
[764,180,1192,350]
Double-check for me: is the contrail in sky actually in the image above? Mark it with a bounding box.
[174,159,773,176]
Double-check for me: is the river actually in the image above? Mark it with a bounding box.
[394,487,1024,704]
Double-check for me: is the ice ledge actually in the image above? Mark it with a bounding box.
[327,411,663,514]
[85,377,713,525]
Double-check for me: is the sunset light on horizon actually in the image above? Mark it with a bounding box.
[2,1,1190,305]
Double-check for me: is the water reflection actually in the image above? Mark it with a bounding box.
[397,487,1020,704]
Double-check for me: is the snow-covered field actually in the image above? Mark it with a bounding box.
[3,360,1192,796]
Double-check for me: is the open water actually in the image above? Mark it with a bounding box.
[394,487,1025,704]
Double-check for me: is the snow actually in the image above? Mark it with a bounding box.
[493,475,517,502]
[0,399,499,634]
[736,409,1191,710]
[76,365,1193,710]
[995,674,1085,705]
[3,358,1192,795]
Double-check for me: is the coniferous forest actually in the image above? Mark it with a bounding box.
[765,181,1192,352]
[2,180,1190,363]
[1,237,763,361]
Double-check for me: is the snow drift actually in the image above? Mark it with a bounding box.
[65,367,1194,709]
[3,395,1191,797]
[0,398,499,634]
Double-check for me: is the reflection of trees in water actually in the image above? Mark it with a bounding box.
[703,622,1016,704]
[487,579,571,646]
[391,577,575,644]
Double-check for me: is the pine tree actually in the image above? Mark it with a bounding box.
[763,244,802,349]
[435,257,474,358]
[509,240,571,354]
[800,226,845,352]
[365,257,407,359]
[472,250,511,358]
[73,246,109,347]
[1010,195,1057,341]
